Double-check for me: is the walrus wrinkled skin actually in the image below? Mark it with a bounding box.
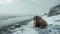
[33,16,47,29]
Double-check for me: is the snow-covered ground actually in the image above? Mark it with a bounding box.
[1,15,60,34]
[12,21,39,34]
[12,15,60,34]
[42,15,60,25]
[6,15,60,34]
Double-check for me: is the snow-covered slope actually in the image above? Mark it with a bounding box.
[12,15,60,34]
[42,15,60,25]
[12,21,39,34]
[1,15,60,34]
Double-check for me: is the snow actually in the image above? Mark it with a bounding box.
[12,21,39,34]
[12,21,60,34]
[42,15,60,25]
[11,15,60,34]
[1,15,60,34]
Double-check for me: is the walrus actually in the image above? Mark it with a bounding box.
[33,16,47,29]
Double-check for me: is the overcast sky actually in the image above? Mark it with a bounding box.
[0,0,60,15]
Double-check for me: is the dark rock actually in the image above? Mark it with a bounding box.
[48,4,60,17]
[49,29,51,32]
[15,23,21,28]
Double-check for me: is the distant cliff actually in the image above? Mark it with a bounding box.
[48,4,60,17]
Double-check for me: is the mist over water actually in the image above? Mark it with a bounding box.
[0,0,60,15]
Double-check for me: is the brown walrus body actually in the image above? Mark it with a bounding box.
[33,16,47,29]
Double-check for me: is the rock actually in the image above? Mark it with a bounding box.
[15,23,21,28]
[48,4,60,17]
